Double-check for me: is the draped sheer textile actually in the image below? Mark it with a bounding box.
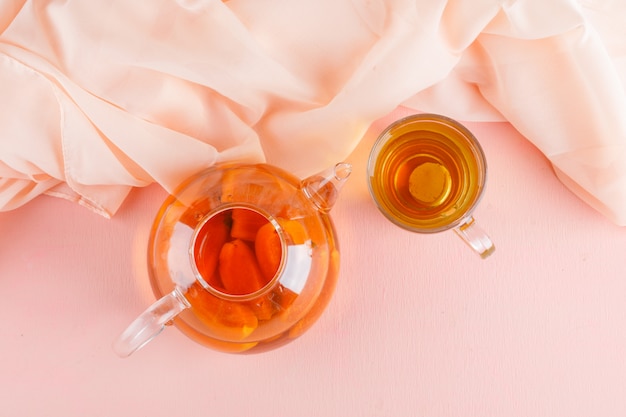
[1,0,625,224]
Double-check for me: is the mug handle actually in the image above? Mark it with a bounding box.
[453,216,495,258]
[113,287,191,358]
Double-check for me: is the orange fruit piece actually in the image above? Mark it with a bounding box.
[186,282,258,340]
[219,239,268,295]
[230,208,268,241]
[255,221,283,282]
[279,218,308,245]
[247,295,275,321]
[273,284,298,313]
[254,218,308,282]
[179,197,217,229]
[220,165,293,215]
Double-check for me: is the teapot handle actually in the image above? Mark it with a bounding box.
[113,287,191,357]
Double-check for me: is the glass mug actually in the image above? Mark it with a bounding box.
[113,162,351,357]
[367,113,495,258]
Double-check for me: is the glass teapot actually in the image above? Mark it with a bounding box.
[113,162,351,357]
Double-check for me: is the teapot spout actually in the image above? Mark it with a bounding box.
[301,162,352,213]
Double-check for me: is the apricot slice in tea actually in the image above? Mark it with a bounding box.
[230,208,268,241]
[247,295,275,321]
[219,239,269,295]
[255,218,308,281]
[255,221,283,282]
[179,198,217,229]
[279,218,308,245]
[186,283,258,340]
[193,210,231,290]
[247,285,298,322]
[274,284,298,312]
[220,166,291,214]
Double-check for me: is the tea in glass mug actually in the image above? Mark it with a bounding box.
[367,114,494,258]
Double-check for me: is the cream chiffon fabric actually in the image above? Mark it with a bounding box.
[1,0,626,224]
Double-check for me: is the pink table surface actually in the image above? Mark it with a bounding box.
[2,110,626,417]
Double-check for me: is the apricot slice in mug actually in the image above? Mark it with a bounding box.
[186,283,258,340]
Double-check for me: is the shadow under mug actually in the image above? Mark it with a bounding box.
[367,113,495,258]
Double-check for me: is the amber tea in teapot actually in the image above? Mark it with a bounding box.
[114,162,351,356]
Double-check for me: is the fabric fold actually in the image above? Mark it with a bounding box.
[469,10,626,224]
[0,0,625,225]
